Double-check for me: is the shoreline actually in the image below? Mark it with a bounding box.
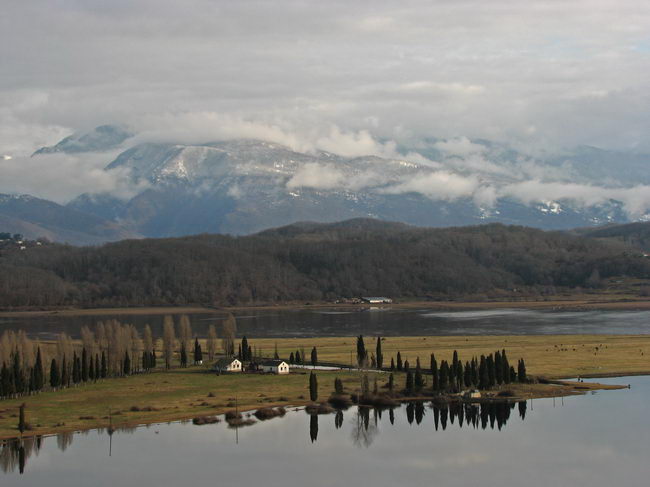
[2,297,650,318]
[0,373,636,441]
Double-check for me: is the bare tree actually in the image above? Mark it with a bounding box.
[206,324,218,361]
[222,314,237,357]
[178,315,192,362]
[129,325,141,373]
[162,316,176,369]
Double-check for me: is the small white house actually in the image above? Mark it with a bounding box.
[213,358,242,373]
[361,297,393,304]
[260,360,290,375]
[463,389,481,399]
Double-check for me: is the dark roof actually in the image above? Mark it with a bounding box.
[213,358,239,367]
[260,359,288,367]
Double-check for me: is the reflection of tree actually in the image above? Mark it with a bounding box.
[57,432,74,451]
[351,407,378,448]
[0,436,43,475]
[334,410,344,429]
[518,400,527,420]
[310,415,319,443]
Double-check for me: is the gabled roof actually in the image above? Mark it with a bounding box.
[260,359,288,367]
[214,357,240,367]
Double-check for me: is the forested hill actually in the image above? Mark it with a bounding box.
[1,219,648,308]
[574,221,650,252]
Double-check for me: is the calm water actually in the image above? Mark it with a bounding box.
[2,376,648,486]
[2,308,650,339]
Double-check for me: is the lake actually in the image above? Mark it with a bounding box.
[1,376,647,486]
[2,308,650,339]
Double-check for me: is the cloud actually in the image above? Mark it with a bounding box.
[382,171,482,201]
[286,163,346,190]
[0,152,147,203]
[434,137,487,157]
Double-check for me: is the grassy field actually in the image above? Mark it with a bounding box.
[261,335,650,378]
[0,333,648,439]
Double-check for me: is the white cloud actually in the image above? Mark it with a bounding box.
[286,163,346,190]
[382,171,481,201]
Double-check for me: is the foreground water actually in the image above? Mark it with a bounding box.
[1,376,647,486]
[2,308,650,339]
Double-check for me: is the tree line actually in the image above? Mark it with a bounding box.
[2,221,648,308]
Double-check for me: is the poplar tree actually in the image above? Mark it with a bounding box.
[194,338,203,364]
[61,355,68,387]
[376,337,383,369]
[396,352,403,371]
[241,337,249,361]
[82,348,89,382]
[309,372,318,402]
[101,352,107,378]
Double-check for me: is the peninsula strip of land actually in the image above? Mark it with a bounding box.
[0,334,647,439]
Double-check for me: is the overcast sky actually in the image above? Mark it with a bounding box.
[2,0,649,156]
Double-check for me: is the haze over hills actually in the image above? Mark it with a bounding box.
[2,125,650,243]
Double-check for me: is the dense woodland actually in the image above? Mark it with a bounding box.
[1,219,649,308]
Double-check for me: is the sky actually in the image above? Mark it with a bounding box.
[1,0,650,208]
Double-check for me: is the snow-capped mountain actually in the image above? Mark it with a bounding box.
[64,137,649,238]
[32,124,134,155]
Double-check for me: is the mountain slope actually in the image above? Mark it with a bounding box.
[33,125,134,155]
[576,222,650,252]
[0,194,140,244]
[67,138,645,238]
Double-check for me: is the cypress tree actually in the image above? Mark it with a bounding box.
[510,365,517,382]
[13,351,24,394]
[72,352,80,384]
[431,353,438,391]
[101,352,107,378]
[289,352,295,364]
[439,361,449,390]
[334,377,343,394]
[124,352,131,376]
[248,345,253,362]
[390,357,395,371]
[494,351,503,385]
[50,358,60,388]
[456,361,464,391]
[273,343,279,360]
[311,347,318,366]
[479,356,489,390]
[404,359,410,372]
[194,338,203,364]
[82,348,89,382]
[34,348,44,391]
[356,335,366,367]
[309,372,318,402]
[376,337,383,369]
[414,359,424,392]
[61,355,68,387]
[396,352,403,371]
[464,361,472,387]
[237,344,242,361]
[518,359,527,383]
[486,354,496,387]
[89,357,95,381]
[150,351,156,370]
[502,350,510,384]
[388,373,394,392]
[295,350,301,365]
[241,337,249,361]
[405,370,414,395]
[142,351,149,370]
[18,403,26,434]
[180,348,187,368]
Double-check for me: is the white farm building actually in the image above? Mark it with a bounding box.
[260,360,290,375]
[213,358,242,373]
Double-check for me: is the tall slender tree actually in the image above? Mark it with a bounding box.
[309,372,318,402]
[375,337,383,369]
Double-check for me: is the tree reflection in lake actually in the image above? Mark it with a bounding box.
[1,400,531,473]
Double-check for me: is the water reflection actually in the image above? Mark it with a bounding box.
[1,399,532,474]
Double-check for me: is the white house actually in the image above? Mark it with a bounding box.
[361,297,393,304]
[213,358,242,373]
[260,359,290,375]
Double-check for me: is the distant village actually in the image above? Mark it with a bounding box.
[0,233,47,252]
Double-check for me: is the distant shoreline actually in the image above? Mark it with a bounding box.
[2,297,650,318]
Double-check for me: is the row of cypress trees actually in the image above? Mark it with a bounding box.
[400,349,528,395]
